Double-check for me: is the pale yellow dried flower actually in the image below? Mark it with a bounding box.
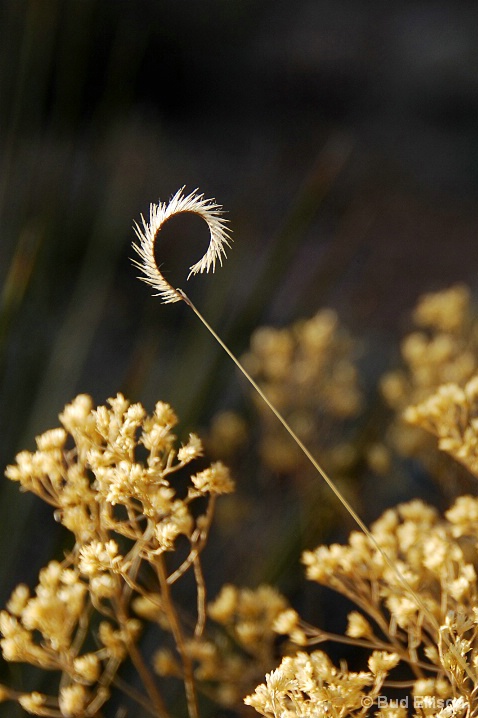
[368,651,400,674]
[178,433,204,463]
[18,561,87,653]
[58,683,88,717]
[181,584,293,708]
[191,461,235,495]
[413,284,471,333]
[153,647,180,677]
[98,622,128,660]
[273,608,307,645]
[207,584,238,623]
[6,584,30,616]
[273,608,300,635]
[248,490,478,718]
[73,653,101,683]
[18,692,46,715]
[346,611,373,639]
[78,540,128,577]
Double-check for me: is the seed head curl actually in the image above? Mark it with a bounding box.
[132,187,232,303]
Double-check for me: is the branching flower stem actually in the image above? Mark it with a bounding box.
[114,588,168,718]
[126,632,168,718]
[156,555,199,718]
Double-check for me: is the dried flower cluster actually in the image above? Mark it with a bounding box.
[405,376,478,478]
[238,308,362,478]
[6,380,478,717]
[245,649,403,718]
[246,494,478,718]
[1,393,234,717]
[375,284,478,494]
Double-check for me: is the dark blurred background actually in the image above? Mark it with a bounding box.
[1,0,478,714]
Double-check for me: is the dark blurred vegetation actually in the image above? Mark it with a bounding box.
[1,1,478,715]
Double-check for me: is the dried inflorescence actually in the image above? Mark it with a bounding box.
[382,284,477,412]
[237,308,362,478]
[405,376,478,478]
[1,393,234,717]
[133,187,232,303]
[375,284,478,494]
[246,495,478,718]
[245,649,402,718]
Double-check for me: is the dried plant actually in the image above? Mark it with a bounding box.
[405,375,478,479]
[247,492,478,718]
[1,393,233,717]
[3,190,478,718]
[131,191,401,545]
[376,284,478,495]
[239,307,362,478]
[131,191,478,714]
[132,187,232,304]
[156,583,291,711]
[202,307,364,551]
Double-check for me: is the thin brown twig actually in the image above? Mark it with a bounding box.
[112,674,163,717]
[125,638,169,718]
[193,555,206,639]
[156,554,199,718]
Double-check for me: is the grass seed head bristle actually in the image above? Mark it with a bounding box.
[132,187,232,304]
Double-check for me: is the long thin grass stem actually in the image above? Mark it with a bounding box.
[177,288,475,685]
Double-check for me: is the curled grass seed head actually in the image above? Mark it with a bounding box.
[132,187,232,304]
